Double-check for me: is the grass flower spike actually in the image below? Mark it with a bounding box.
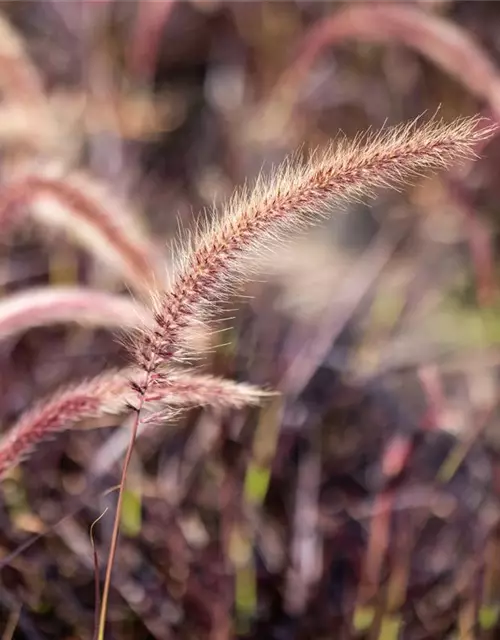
[0,287,154,343]
[137,116,494,375]
[0,167,160,293]
[0,369,267,479]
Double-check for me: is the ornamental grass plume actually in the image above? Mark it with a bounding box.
[0,167,160,292]
[0,13,46,104]
[0,286,154,343]
[0,368,266,479]
[135,115,495,379]
[97,114,496,637]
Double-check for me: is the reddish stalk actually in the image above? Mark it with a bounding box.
[97,407,141,640]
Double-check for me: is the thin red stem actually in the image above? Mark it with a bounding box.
[97,402,143,639]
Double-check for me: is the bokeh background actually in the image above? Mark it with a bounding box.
[2,1,500,638]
